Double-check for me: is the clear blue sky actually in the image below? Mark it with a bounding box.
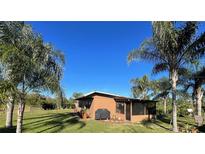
[26,21,205,98]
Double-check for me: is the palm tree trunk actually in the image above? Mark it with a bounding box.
[171,70,178,132]
[192,92,196,111]
[6,97,14,128]
[163,98,167,115]
[16,75,26,133]
[16,97,25,133]
[196,86,203,117]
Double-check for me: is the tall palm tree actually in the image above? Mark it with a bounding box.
[182,62,205,125]
[0,21,24,128]
[0,23,65,133]
[130,75,152,99]
[0,79,17,127]
[128,22,205,132]
[16,31,64,133]
[193,68,205,119]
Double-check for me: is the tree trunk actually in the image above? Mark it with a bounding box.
[171,70,178,132]
[192,92,196,109]
[196,86,203,117]
[16,98,25,133]
[163,98,167,115]
[6,97,14,128]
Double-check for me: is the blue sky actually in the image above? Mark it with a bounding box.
[27,21,204,98]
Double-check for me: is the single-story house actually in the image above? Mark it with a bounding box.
[75,91,157,122]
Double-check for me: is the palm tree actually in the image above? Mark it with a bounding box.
[0,79,17,127]
[130,75,152,99]
[182,62,205,125]
[128,22,205,132]
[16,30,64,133]
[0,23,65,133]
[72,92,84,99]
[152,77,171,114]
[0,21,24,128]
[193,68,205,119]
[56,86,65,109]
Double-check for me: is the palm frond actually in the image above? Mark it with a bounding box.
[128,38,165,64]
[152,62,168,74]
[185,32,205,60]
[153,91,169,100]
[177,22,198,52]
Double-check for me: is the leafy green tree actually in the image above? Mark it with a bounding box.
[67,92,83,109]
[130,75,152,99]
[25,92,45,111]
[128,22,205,132]
[177,98,193,117]
[72,92,83,99]
[61,97,69,109]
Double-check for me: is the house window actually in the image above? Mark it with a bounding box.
[132,103,146,115]
[116,102,124,114]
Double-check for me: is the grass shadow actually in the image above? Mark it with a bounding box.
[153,120,171,131]
[0,126,16,133]
[23,112,86,133]
[197,125,205,132]
[126,125,140,133]
[140,120,154,130]
[158,117,170,124]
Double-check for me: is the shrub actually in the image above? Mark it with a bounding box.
[156,99,194,117]
[156,100,172,115]
[177,101,193,117]
[41,102,57,110]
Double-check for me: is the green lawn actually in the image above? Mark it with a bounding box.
[0,109,203,133]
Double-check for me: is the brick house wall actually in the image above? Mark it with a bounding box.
[89,95,116,119]
[76,92,156,122]
[88,95,150,122]
[131,115,152,122]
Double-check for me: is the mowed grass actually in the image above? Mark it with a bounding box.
[0,108,202,133]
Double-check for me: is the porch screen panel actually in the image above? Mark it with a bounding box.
[78,100,92,108]
[116,102,124,114]
[132,103,145,115]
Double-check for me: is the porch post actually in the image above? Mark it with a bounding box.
[130,101,132,122]
[124,102,126,120]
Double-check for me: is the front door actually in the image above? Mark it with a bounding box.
[126,103,131,120]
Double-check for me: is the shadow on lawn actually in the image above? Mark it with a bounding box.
[197,125,205,132]
[24,112,86,133]
[126,120,157,133]
[153,120,171,131]
[141,120,154,129]
[0,112,86,133]
[155,116,199,132]
[0,126,16,133]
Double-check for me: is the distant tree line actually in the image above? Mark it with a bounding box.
[0,91,84,111]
